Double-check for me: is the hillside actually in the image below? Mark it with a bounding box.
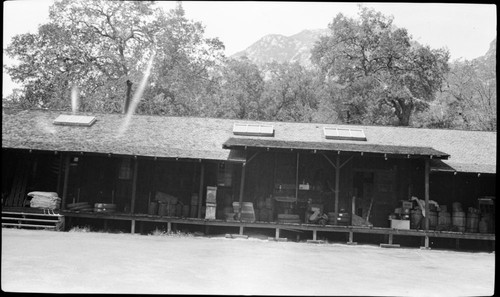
[231,29,329,68]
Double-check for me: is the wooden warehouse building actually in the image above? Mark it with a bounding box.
[1,108,496,250]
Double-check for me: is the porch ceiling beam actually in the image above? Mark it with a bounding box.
[321,153,337,169]
[339,155,354,169]
[245,151,261,166]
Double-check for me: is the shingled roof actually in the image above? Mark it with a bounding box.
[2,108,496,174]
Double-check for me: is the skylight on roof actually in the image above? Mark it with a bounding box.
[324,127,366,141]
[233,123,274,137]
[53,115,96,127]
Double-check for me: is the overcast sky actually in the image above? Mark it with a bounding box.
[2,1,497,97]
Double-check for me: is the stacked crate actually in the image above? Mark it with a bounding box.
[205,187,217,220]
[190,194,198,218]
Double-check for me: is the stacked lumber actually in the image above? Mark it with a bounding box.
[28,192,61,210]
[277,214,301,224]
[67,202,93,212]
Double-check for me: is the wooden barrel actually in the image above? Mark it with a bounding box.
[168,204,177,216]
[259,208,269,222]
[158,203,168,216]
[437,211,451,227]
[452,202,462,212]
[254,209,260,221]
[182,205,190,217]
[428,211,438,230]
[452,211,466,232]
[327,212,337,224]
[466,212,479,233]
[175,204,182,217]
[265,197,273,209]
[148,202,158,215]
[190,206,198,218]
[411,209,423,229]
[190,194,198,206]
[479,217,489,233]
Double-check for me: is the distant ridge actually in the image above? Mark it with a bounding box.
[231,28,329,68]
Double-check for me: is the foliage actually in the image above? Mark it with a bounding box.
[311,6,450,126]
[260,62,321,122]
[212,56,264,119]
[4,3,494,131]
[5,1,224,115]
[441,57,496,131]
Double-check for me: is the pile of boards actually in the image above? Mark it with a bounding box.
[277,213,301,224]
[28,191,61,210]
[66,202,116,213]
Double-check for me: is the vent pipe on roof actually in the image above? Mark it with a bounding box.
[123,80,133,114]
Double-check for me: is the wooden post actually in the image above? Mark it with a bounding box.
[351,196,356,225]
[295,152,299,200]
[131,220,135,234]
[348,231,354,243]
[275,228,280,239]
[424,236,429,248]
[197,162,205,218]
[388,233,393,245]
[167,221,172,233]
[313,229,317,241]
[61,155,71,210]
[56,154,63,197]
[239,226,244,235]
[334,155,340,225]
[424,159,430,231]
[238,163,246,218]
[130,158,138,215]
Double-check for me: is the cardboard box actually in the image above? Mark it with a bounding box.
[390,219,410,230]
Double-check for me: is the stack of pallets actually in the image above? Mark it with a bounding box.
[2,208,64,231]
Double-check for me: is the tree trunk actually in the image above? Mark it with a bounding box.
[392,98,413,126]
[124,80,133,114]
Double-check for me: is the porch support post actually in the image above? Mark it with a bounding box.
[131,220,136,234]
[295,152,299,200]
[197,162,205,218]
[130,158,139,234]
[61,154,71,210]
[239,226,244,235]
[167,221,172,233]
[334,154,340,225]
[312,229,317,241]
[348,231,354,243]
[424,159,430,231]
[238,162,246,218]
[388,233,393,245]
[56,154,64,196]
[275,228,280,239]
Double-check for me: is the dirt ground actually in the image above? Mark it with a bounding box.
[1,228,495,295]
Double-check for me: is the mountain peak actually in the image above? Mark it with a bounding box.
[231,28,329,68]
